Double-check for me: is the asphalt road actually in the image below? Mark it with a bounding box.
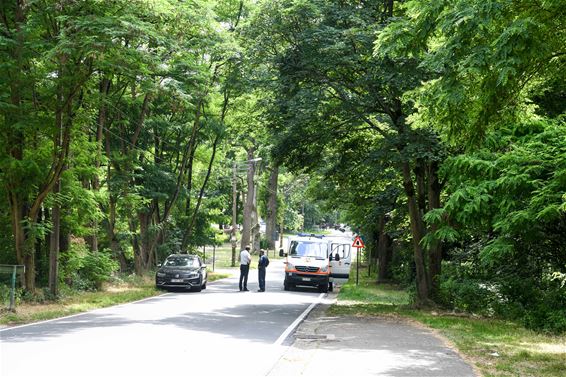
[0,261,322,377]
[1,253,476,377]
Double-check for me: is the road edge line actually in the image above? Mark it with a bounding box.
[273,292,324,346]
[1,270,240,332]
[0,292,172,333]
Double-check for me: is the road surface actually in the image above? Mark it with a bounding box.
[1,261,320,377]
[1,256,476,377]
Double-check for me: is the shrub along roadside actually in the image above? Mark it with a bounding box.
[330,269,566,377]
[0,271,230,327]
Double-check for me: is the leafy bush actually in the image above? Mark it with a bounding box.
[428,120,566,333]
[60,242,118,291]
[438,256,566,332]
[78,251,119,290]
[520,276,566,333]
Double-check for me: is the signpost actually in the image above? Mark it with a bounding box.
[352,236,365,285]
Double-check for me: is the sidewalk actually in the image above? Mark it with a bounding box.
[268,291,478,377]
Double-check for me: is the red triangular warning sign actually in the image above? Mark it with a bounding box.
[352,236,365,248]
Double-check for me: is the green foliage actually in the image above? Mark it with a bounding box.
[0,0,564,338]
[60,243,118,291]
[78,251,119,290]
[378,0,566,145]
[430,119,566,332]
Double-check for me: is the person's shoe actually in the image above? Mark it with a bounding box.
[258,289,265,292]
[243,288,249,291]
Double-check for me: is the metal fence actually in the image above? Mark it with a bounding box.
[0,264,25,311]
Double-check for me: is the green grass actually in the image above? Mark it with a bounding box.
[208,272,231,281]
[0,284,159,326]
[330,267,566,377]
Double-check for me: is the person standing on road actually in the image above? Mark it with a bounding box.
[239,245,252,291]
[257,249,269,292]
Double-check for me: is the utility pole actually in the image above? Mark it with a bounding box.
[231,161,238,267]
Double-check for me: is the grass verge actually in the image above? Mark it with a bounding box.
[330,269,566,377]
[0,271,231,327]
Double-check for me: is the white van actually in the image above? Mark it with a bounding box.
[280,233,352,293]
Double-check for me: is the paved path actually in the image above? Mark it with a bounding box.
[268,295,477,377]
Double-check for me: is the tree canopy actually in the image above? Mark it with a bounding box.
[1,0,564,332]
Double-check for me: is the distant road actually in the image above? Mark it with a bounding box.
[1,261,322,377]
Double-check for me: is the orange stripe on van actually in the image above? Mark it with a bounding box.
[285,268,330,276]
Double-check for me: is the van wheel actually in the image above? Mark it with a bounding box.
[318,284,328,293]
[329,282,333,292]
[284,281,290,291]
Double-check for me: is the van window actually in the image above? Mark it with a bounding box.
[331,244,351,260]
[289,241,327,259]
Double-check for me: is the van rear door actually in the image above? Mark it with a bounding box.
[330,243,352,284]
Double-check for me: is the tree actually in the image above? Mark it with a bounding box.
[377,0,566,145]
[0,0,133,290]
[246,0,445,304]
[379,0,566,330]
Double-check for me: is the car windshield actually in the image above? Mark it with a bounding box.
[164,256,198,267]
[289,241,327,259]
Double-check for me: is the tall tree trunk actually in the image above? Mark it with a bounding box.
[231,162,238,267]
[377,215,390,283]
[88,77,111,252]
[414,160,427,218]
[105,196,128,271]
[251,176,260,254]
[49,179,61,296]
[182,144,197,248]
[7,0,29,290]
[48,60,66,296]
[184,133,220,242]
[394,112,431,305]
[427,161,443,298]
[401,161,430,305]
[129,218,142,275]
[137,210,153,274]
[240,148,256,250]
[266,165,279,251]
[176,102,204,251]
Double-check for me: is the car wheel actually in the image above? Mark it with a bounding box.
[284,281,290,291]
[192,285,202,292]
[329,282,334,292]
[318,284,329,293]
[202,281,207,290]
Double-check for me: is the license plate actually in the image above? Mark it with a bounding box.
[302,277,311,281]
[171,278,183,283]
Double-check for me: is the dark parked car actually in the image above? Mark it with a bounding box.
[155,254,208,292]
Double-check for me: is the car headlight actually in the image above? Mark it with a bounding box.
[156,272,166,277]
[286,262,294,271]
[189,272,199,278]
[320,265,328,272]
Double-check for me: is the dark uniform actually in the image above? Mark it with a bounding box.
[257,251,269,292]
